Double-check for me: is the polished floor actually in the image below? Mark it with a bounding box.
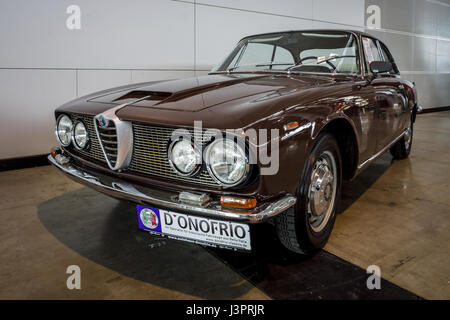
[0,111,449,299]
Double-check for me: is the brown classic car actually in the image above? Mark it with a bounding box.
[49,30,419,254]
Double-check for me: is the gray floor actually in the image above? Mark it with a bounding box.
[325,111,450,299]
[0,112,449,299]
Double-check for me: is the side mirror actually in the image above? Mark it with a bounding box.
[369,61,392,75]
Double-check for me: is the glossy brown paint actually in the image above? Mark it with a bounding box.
[55,31,417,204]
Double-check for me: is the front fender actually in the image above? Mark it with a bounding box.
[254,103,361,197]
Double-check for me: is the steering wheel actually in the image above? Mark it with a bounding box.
[297,56,338,72]
[299,56,318,64]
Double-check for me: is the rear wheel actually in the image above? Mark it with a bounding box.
[276,133,342,254]
[390,122,413,159]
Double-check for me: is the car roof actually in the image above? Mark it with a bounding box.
[240,29,378,42]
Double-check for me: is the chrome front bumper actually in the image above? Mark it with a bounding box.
[48,154,296,223]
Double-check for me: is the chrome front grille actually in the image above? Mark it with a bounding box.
[96,120,118,167]
[129,124,217,186]
[67,114,218,187]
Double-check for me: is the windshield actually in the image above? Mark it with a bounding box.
[212,31,360,75]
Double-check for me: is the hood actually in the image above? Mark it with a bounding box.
[88,73,333,112]
[58,73,353,129]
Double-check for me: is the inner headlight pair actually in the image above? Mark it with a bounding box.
[55,115,89,149]
[168,138,248,187]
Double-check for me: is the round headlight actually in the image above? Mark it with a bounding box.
[56,115,73,147]
[73,121,89,149]
[205,139,248,186]
[168,139,201,176]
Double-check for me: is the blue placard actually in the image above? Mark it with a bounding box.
[136,205,162,233]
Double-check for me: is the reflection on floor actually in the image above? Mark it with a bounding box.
[325,111,450,300]
[34,185,420,300]
[207,223,420,299]
[36,188,264,299]
[0,111,449,299]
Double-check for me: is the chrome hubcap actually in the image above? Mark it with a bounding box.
[308,151,337,233]
[404,125,412,150]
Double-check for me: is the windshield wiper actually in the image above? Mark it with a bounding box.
[255,62,295,67]
[286,55,356,73]
[227,62,294,72]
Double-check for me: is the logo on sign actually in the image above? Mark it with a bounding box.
[140,208,159,229]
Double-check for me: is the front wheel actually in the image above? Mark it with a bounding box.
[275,133,342,255]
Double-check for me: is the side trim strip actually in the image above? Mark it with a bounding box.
[357,129,407,171]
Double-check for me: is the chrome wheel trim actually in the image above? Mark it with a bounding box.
[404,125,412,150]
[307,150,337,233]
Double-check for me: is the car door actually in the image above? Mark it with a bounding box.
[378,41,410,136]
[362,37,406,151]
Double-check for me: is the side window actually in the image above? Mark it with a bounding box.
[362,37,381,65]
[379,43,399,74]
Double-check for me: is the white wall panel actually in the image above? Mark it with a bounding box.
[195,5,313,69]
[195,70,211,77]
[131,70,196,84]
[413,0,438,36]
[312,21,364,32]
[196,0,313,19]
[0,69,76,159]
[437,40,450,72]
[77,70,132,97]
[313,0,365,27]
[407,73,450,108]
[382,33,414,71]
[413,74,441,108]
[435,74,450,106]
[437,4,450,38]
[0,0,195,69]
[413,37,437,72]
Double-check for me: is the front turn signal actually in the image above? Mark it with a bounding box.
[50,147,60,158]
[283,121,299,131]
[220,196,257,210]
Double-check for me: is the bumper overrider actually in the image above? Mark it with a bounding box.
[48,153,296,224]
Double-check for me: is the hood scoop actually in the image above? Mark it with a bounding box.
[113,90,172,102]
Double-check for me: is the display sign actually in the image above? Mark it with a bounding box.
[137,206,251,251]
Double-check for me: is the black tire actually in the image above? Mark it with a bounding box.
[275,132,342,255]
[390,122,413,160]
